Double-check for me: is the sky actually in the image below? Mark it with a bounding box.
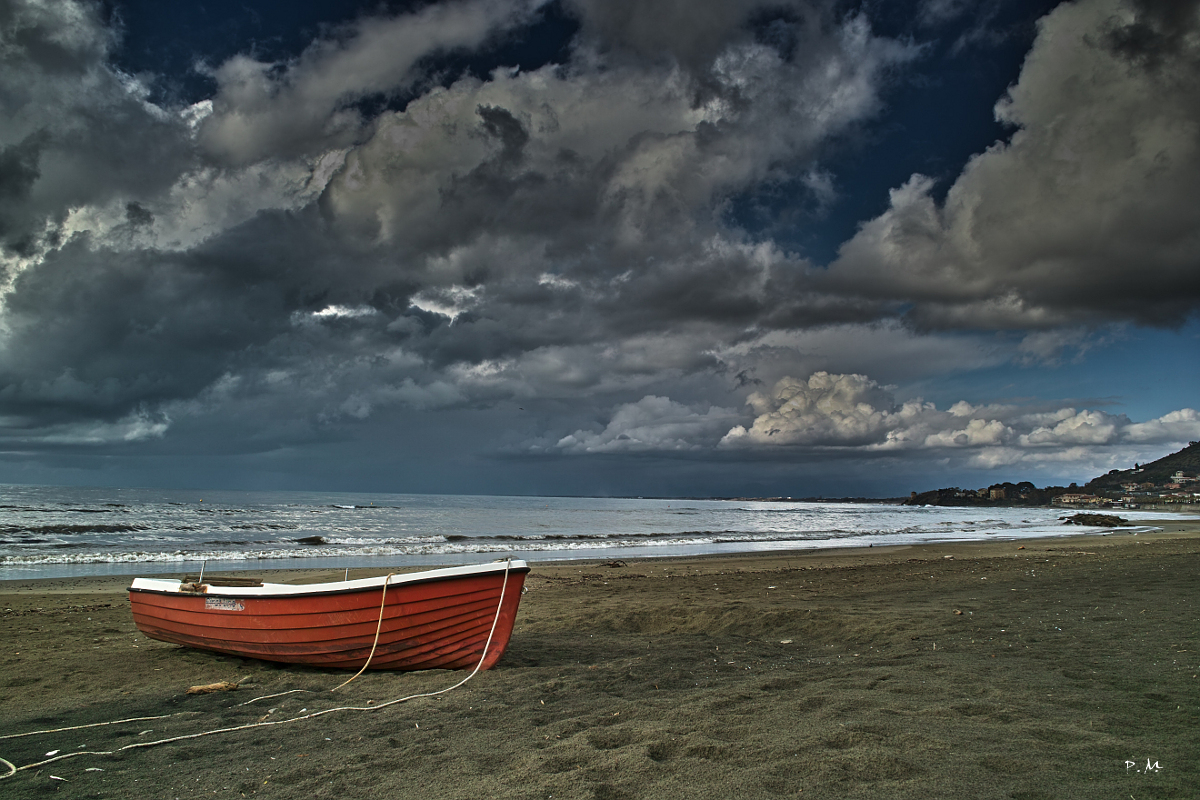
[0,0,1198,498]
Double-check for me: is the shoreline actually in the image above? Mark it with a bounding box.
[3,509,1194,584]
[3,524,1198,797]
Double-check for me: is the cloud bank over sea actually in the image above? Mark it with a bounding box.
[1,0,1197,494]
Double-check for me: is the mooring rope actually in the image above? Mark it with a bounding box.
[1,560,513,779]
[331,572,397,692]
[0,714,177,741]
[237,689,311,706]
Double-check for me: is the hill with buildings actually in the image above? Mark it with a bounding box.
[902,441,1200,508]
[1085,441,1200,492]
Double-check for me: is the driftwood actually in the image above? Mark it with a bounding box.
[186,676,251,695]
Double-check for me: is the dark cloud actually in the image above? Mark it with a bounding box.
[825,0,1200,329]
[124,201,154,227]
[0,130,50,252]
[475,104,529,162]
[1,0,1196,490]
[561,0,842,94]
[0,0,113,75]
[0,0,194,258]
[194,0,542,165]
[0,238,279,421]
[1102,0,1200,69]
[0,130,46,203]
[565,0,766,70]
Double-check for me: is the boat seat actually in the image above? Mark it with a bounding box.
[181,576,265,587]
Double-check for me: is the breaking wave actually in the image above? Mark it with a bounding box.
[2,485,1183,578]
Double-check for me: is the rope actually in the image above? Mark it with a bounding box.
[1,560,513,779]
[0,714,176,741]
[238,689,312,706]
[332,572,396,692]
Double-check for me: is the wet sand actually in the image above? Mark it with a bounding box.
[2,521,1198,799]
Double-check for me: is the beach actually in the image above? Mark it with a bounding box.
[2,521,1198,799]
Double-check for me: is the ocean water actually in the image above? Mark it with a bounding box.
[0,484,1180,580]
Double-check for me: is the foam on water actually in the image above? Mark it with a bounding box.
[0,484,1187,579]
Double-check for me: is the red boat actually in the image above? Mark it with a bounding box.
[128,560,529,670]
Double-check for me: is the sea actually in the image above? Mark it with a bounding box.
[0,484,1183,581]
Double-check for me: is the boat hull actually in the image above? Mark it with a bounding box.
[128,561,529,670]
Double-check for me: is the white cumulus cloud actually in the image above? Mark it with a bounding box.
[720,372,1200,459]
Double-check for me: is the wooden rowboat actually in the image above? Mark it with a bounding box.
[128,560,529,670]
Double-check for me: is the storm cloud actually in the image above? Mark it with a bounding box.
[1,0,1197,493]
[825,0,1200,329]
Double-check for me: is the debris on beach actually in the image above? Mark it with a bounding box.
[187,681,240,694]
[186,676,251,694]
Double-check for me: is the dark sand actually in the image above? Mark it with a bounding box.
[2,521,1198,799]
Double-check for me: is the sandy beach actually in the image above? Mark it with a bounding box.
[2,521,1198,799]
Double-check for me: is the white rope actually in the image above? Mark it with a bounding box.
[238,689,312,706]
[1,560,513,778]
[332,572,396,692]
[0,714,177,741]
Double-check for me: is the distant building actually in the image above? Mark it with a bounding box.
[1052,493,1102,506]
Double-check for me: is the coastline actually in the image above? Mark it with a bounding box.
[3,522,1198,798]
[3,518,1196,591]
[3,493,1191,583]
